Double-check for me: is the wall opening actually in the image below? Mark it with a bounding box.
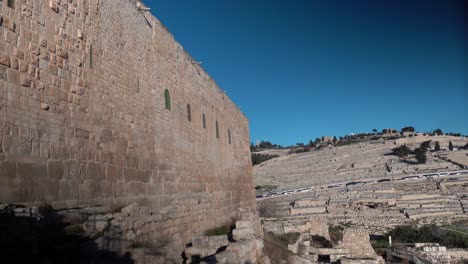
[89,44,93,68]
[202,114,206,129]
[215,121,219,139]
[187,104,191,121]
[228,129,231,144]
[164,89,171,110]
[7,0,15,9]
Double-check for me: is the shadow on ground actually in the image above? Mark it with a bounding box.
[0,205,133,264]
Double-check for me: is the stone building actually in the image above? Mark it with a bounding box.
[0,0,254,251]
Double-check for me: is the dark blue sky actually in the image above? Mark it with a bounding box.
[143,0,467,146]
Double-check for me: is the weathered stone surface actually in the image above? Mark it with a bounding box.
[233,228,254,241]
[83,214,109,233]
[0,54,10,67]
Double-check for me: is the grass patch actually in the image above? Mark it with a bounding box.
[205,226,231,236]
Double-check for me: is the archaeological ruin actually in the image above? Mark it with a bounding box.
[0,0,261,262]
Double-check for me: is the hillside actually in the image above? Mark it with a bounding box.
[254,135,467,193]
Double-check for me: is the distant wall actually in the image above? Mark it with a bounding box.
[0,0,254,242]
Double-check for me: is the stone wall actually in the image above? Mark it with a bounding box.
[0,0,254,246]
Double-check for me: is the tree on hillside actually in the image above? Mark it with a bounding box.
[372,129,378,134]
[464,143,468,150]
[315,137,321,144]
[401,126,415,132]
[449,141,453,151]
[309,139,314,147]
[392,145,411,158]
[258,141,280,149]
[382,129,388,134]
[434,128,443,136]
[333,136,337,144]
[435,141,441,151]
[250,142,257,152]
[420,140,432,151]
[415,148,427,164]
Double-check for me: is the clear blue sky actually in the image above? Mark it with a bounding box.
[143,0,467,146]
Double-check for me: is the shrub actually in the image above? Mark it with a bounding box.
[329,225,344,243]
[251,154,278,165]
[420,140,431,151]
[392,145,411,157]
[449,141,454,151]
[434,128,443,135]
[205,226,231,236]
[415,148,427,164]
[387,225,468,248]
[401,126,415,132]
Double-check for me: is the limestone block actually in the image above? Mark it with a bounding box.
[0,161,16,180]
[6,69,19,84]
[48,160,63,181]
[226,239,257,263]
[0,54,10,67]
[233,227,254,241]
[86,162,104,180]
[0,179,21,203]
[236,220,253,229]
[191,235,229,249]
[215,250,239,264]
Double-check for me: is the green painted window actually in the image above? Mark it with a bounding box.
[187,104,191,121]
[164,89,171,110]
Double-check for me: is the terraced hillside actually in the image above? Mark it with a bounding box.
[254,136,467,193]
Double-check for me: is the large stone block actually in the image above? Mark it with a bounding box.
[86,162,104,180]
[17,161,47,182]
[125,181,145,197]
[63,160,81,180]
[79,180,102,200]
[0,161,16,180]
[0,179,21,203]
[48,160,64,181]
[123,167,145,182]
[105,165,120,179]
[233,228,254,241]
[6,68,19,84]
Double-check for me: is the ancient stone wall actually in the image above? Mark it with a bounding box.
[0,0,254,245]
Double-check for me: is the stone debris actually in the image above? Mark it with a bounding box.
[263,216,384,264]
[184,207,269,264]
